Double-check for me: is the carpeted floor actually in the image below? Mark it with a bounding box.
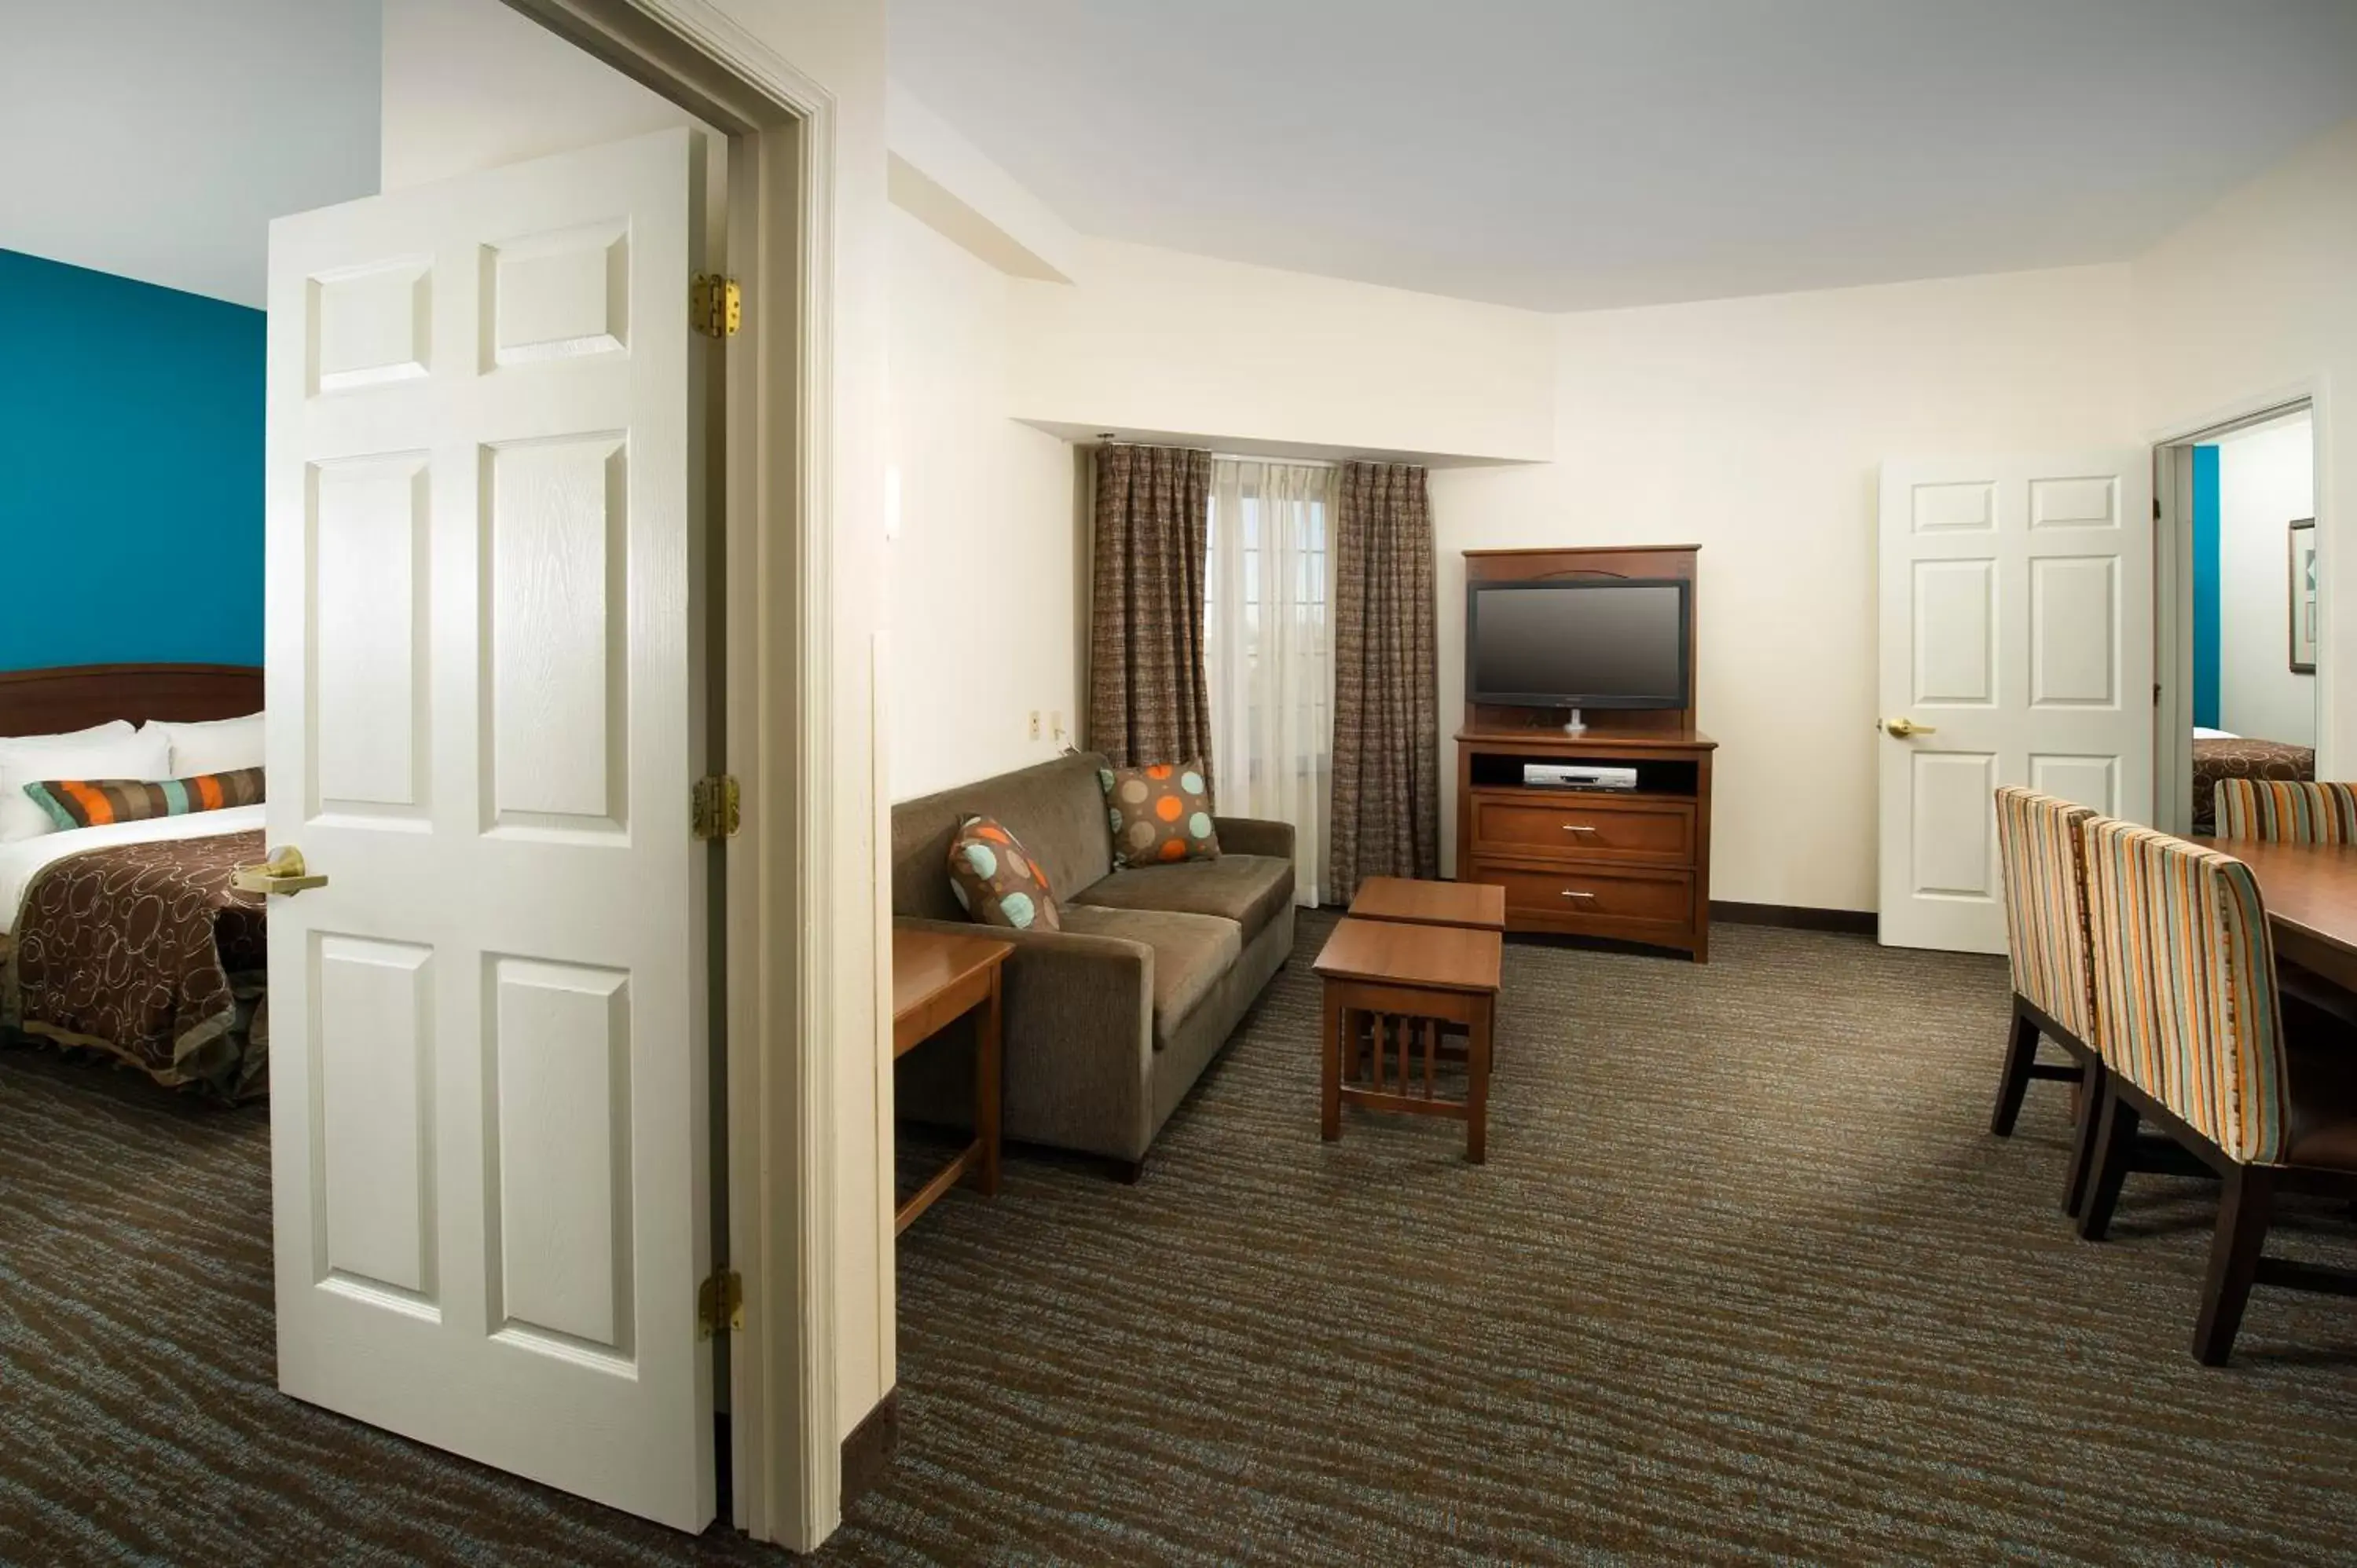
[7,916,2357,1565]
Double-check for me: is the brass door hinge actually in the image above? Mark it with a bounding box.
[691,273,741,338]
[692,775,742,840]
[698,1269,743,1339]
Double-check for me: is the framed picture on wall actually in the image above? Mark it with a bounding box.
[2289,517,2318,674]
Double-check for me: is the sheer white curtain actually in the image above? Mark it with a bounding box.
[1204,457,1334,906]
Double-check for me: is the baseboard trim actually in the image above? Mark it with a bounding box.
[1710,900,1877,937]
[840,1387,901,1516]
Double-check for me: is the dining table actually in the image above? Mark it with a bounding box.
[2193,837,2357,996]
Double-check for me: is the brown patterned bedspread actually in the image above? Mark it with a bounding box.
[2,830,269,1100]
[2192,736,2316,834]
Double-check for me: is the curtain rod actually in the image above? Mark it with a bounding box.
[1096,434,1341,471]
[1211,452,1336,469]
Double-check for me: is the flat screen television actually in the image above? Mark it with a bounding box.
[1465,578,1690,727]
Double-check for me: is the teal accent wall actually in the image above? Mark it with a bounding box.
[0,249,264,672]
[2193,444,2221,730]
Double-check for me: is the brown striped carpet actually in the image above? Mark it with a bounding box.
[7,915,2357,1565]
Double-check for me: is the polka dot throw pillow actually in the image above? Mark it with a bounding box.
[946,815,1061,931]
[1100,760,1222,868]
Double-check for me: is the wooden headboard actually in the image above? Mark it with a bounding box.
[0,664,265,739]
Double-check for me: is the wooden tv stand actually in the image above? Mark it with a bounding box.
[1454,544,1715,961]
[1454,725,1715,959]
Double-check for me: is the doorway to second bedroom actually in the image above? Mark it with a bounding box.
[2166,405,2320,835]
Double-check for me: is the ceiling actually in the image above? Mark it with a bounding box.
[0,0,381,307]
[889,0,2357,313]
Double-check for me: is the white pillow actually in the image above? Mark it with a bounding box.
[0,729,172,843]
[141,713,266,778]
[0,720,135,756]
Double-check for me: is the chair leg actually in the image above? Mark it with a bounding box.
[2061,1058,2106,1218]
[1990,1004,2041,1137]
[2193,1164,2278,1366]
[2076,1080,2140,1242]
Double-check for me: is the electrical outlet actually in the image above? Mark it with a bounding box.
[1028,710,1042,741]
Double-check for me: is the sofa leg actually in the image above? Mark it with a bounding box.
[1116,1156,1146,1185]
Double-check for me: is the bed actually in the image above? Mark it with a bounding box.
[2190,727,2317,836]
[0,663,269,1099]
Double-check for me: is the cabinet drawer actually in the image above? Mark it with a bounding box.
[1472,796,1693,865]
[1475,864,1695,929]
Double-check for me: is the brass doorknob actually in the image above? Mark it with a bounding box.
[1881,717,1939,738]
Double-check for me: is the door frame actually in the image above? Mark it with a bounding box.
[495,0,845,1549]
[2150,382,2328,833]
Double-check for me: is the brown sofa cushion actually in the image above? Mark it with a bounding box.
[1059,905,1241,1048]
[891,753,1116,921]
[1069,854,1295,946]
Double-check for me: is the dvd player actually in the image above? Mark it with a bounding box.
[1522,763,1638,790]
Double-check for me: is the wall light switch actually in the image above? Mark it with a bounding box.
[1028,710,1042,740]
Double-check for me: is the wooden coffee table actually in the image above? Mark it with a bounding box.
[892,925,1014,1233]
[1347,875,1505,931]
[1312,916,1503,1163]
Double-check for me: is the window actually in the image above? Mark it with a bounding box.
[1204,457,1334,904]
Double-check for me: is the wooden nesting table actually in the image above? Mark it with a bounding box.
[1347,874,1507,932]
[891,926,1013,1233]
[1314,910,1504,1163]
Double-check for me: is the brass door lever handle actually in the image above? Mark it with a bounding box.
[1881,717,1939,738]
[233,844,328,896]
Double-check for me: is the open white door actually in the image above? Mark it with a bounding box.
[1876,455,2152,953]
[263,128,714,1529]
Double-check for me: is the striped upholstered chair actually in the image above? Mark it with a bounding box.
[1991,787,2106,1211]
[2075,817,2357,1364]
[2213,779,2357,843]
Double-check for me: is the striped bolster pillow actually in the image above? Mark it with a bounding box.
[23,768,266,830]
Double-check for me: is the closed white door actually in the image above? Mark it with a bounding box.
[263,128,714,1529]
[1877,455,2152,952]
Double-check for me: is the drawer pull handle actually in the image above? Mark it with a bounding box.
[1560,889,1596,900]
[1560,824,1599,833]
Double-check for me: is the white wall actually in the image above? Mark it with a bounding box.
[706,0,896,1500]
[1430,265,2142,911]
[885,210,1077,799]
[2136,116,2357,774]
[0,0,379,306]
[888,80,1077,283]
[1009,236,1557,463]
[2216,412,2319,746]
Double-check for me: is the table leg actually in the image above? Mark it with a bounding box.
[1321,982,1342,1141]
[977,965,1003,1196]
[1467,994,1493,1165]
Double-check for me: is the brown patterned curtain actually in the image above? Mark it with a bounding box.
[1087,444,1215,775]
[1330,460,1439,897]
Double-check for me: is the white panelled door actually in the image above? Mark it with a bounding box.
[264,129,714,1529]
[1876,455,2152,953]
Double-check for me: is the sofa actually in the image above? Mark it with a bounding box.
[891,751,1297,1176]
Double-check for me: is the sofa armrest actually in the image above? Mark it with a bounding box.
[1214,815,1296,861]
[892,916,1157,1160]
